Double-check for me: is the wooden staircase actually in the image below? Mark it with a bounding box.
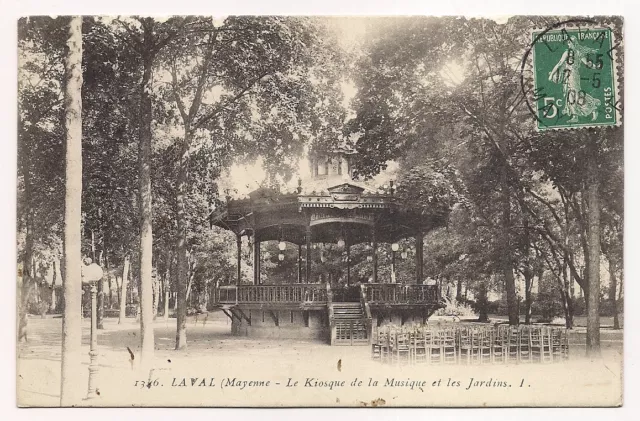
[330,302,369,346]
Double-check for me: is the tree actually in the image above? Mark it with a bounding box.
[18,16,66,342]
[81,17,143,328]
[136,17,157,366]
[59,15,83,407]
[347,17,623,346]
[347,17,530,325]
[158,16,345,349]
[526,125,623,350]
[110,16,187,364]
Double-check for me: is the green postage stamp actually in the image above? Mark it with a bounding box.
[532,27,619,130]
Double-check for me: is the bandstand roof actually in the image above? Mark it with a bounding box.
[211,149,448,245]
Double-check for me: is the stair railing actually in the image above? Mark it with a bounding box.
[360,284,373,342]
[327,282,336,345]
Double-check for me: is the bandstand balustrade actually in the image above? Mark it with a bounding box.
[364,284,439,305]
[216,283,329,305]
[214,283,440,306]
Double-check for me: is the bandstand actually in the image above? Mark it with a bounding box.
[210,148,447,345]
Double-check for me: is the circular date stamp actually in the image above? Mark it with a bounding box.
[521,20,622,131]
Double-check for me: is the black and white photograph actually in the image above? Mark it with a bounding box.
[15,14,625,408]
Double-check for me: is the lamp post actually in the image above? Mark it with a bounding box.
[82,260,103,399]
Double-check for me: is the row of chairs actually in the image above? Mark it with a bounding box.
[371,324,569,365]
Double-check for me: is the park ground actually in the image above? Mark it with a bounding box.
[17,313,623,407]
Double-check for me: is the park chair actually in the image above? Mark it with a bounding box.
[380,326,393,364]
[551,328,569,361]
[458,327,479,364]
[413,326,429,365]
[442,328,458,364]
[507,327,521,363]
[479,328,492,364]
[491,325,508,364]
[391,330,412,366]
[427,328,444,364]
[542,326,554,363]
[519,326,532,363]
[530,326,553,363]
[371,326,383,361]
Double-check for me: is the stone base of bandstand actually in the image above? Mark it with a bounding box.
[370,306,440,328]
[230,309,330,342]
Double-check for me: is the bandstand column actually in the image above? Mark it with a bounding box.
[305,225,311,283]
[236,234,242,286]
[372,225,378,283]
[415,233,424,284]
[346,241,351,286]
[253,236,260,285]
[297,244,302,283]
[391,249,396,284]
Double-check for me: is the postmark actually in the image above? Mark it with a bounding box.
[529,25,620,130]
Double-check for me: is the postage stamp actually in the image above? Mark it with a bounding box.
[532,26,619,130]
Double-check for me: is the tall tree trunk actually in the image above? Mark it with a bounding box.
[562,250,575,329]
[585,144,601,356]
[18,107,36,341]
[105,252,112,308]
[186,257,196,303]
[175,128,192,350]
[524,272,533,324]
[164,249,171,320]
[559,288,570,326]
[565,293,575,329]
[523,218,533,324]
[501,163,519,325]
[60,16,83,406]
[115,275,122,311]
[477,280,489,323]
[186,276,194,305]
[119,255,130,324]
[609,258,620,330]
[97,278,104,329]
[138,22,155,364]
[171,34,214,350]
[91,229,96,261]
[616,275,623,326]
[34,260,40,304]
[50,259,57,312]
[18,211,34,342]
[152,266,159,320]
[455,279,463,302]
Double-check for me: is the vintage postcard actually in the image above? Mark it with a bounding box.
[16,15,623,407]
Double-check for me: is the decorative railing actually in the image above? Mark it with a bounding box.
[217,285,238,304]
[215,283,439,306]
[360,284,373,335]
[363,284,440,304]
[327,283,335,344]
[216,284,328,305]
